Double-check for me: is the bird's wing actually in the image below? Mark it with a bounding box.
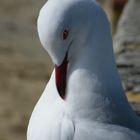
[73,121,140,140]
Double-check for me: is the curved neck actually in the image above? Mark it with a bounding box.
[65,30,133,122]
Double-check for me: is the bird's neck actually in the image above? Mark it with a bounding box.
[65,38,131,121]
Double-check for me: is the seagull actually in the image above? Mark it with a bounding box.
[27,0,140,139]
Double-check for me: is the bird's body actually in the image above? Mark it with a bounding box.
[28,71,140,140]
[27,0,140,139]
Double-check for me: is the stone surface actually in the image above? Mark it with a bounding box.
[131,103,140,116]
[114,0,140,53]
[116,46,140,92]
[114,0,140,93]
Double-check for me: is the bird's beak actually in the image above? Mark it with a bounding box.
[54,52,68,100]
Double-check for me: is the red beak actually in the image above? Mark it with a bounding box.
[54,53,68,100]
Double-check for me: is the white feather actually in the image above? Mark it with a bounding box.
[27,0,140,139]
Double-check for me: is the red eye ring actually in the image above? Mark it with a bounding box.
[63,28,69,40]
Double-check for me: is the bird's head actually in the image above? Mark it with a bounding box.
[37,0,109,100]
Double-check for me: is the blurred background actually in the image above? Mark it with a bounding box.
[0,0,140,140]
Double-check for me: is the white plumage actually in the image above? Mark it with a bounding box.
[27,0,140,139]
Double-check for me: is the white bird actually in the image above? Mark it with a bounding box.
[27,0,140,139]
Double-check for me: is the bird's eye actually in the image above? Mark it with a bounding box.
[63,28,69,40]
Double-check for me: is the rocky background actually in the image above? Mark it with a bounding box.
[0,0,139,140]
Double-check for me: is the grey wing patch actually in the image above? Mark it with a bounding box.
[73,121,140,140]
[61,116,75,140]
